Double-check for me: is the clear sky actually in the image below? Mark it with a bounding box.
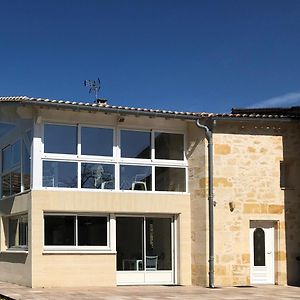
[1,0,300,113]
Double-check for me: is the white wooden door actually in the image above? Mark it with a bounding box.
[250,221,275,284]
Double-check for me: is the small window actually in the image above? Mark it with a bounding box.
[155,167,186,192]
[155,132,184,160]
[120,165,152,191]
[9,215,28,248]
[44,124,77,154]
[44,215,109,248]
[43,161,77,188]
[81,127,113,156]
[44,215,75,246]
[121,130,151,159]
[253,228,265,266]
[81,163,115,189]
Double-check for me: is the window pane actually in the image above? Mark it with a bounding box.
[81,127,113,156]
[155,167,186,192]
[120,165,152,191]
[44,124,77,154]
[254,228,266,266]
[81,163,115,189]
[11,140,21,166]
[18,216,28,246]
[43,161,77,188]
[1,174,11,197]
[9,218,18,247]
[155,132,184,160]
[11,168,21,194]
[121,130,151,159]
[44,216,75,246]
[146,218,172,270]
[2,146,11,172]
[78,216,107,246]
[22,141,31,190]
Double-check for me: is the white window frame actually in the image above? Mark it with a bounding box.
[43,213,111,251]
[38,122,188,194]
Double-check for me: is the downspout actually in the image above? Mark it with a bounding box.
[196,119,215,288]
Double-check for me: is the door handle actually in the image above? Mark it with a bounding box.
[267,251,272,254]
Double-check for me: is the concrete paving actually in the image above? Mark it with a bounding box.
[0,282,299,300]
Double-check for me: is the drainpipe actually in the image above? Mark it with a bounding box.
[196,119,215,288]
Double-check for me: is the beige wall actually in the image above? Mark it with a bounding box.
[30,190,191,288]
[0,192,31,286]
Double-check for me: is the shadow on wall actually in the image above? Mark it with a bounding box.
[282,128,300,286]
[0,253,28,264]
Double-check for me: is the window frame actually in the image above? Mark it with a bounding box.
[8,214,28,250]
[40,122,188,194]
[43,213,111,251]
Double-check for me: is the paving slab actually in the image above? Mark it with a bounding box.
[0,282,299,300]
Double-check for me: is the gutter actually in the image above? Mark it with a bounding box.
[196,119,215,288]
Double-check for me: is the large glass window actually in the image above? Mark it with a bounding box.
[81,127,113,156]
[81,163,114,189]
[22,140,31,191]
[44,214,109,248]
[43,161,77,188]
[120,165,152,191]
[155,132,184,160]
[9,215,28,248]
[121,130,151,159]
[2,146,11,172]
[155,167,186,192]
[44,124,77,154]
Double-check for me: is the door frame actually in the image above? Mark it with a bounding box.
[115,214,177,285]
[249,220,276,285]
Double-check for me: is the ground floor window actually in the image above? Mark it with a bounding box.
[44,214,109,250]
[9,215,28,249]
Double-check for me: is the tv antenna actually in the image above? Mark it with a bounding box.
[83,78,101,100]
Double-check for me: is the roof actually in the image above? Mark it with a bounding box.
[232,106,300,117]
[0,96,297,121]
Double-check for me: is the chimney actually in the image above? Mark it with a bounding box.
[96,98,108,105]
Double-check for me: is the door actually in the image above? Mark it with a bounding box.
[250,221,275,284]
[116,216,175,285]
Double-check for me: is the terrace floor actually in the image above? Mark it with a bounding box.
[0,282,299,300]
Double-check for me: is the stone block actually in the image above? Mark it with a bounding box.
[268,204,284,214]
[215,144,231,155]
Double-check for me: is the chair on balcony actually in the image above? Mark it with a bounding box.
[145,255,158,271]
[131,174,147,190]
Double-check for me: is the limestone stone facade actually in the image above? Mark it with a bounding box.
[189,119,300,287]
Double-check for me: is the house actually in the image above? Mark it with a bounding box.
[0,96,299,288]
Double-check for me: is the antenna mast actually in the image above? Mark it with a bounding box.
[83,78,101,101]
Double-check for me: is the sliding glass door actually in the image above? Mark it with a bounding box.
[116,216,175,285]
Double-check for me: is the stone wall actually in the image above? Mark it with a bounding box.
[189,120,300,287]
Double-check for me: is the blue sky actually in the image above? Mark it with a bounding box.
[1,0,300,113]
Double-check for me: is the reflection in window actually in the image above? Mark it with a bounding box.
[121,130,151,159]
[78,216,107,246]
[2,146,11,172]
[44,215,108,247]
[9,215,28,248]
[11,141,21,166]
[43,161,77,188]
[44,124,77,154]
[11,168,21,194]
[120,165,152,191]
[146,218,172,270]
[1,174,10,197]
[81,127,113,156]
[254,228,265,266]
[155,167,186,192]
[81,163,114,189]
[22,140,31,191]
[44,215,75,246]
[155,132,184,160]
